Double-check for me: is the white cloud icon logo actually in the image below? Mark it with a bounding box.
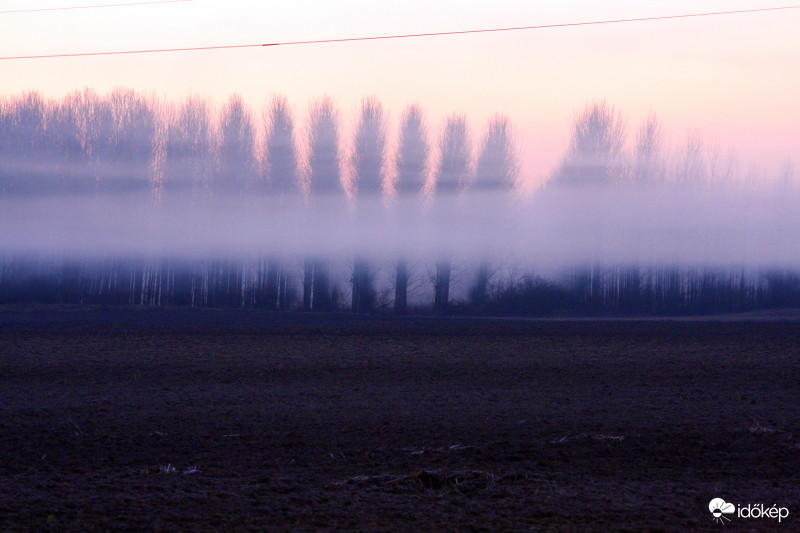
[709,498,736,524]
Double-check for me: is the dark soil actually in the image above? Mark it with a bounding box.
[1,309,799,531]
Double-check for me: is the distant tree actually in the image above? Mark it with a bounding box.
[63,88,114,195]
[622,114,666,312]
[393,104,429,313]
[216,95,259,198]
[307,98,343,196]
[305,97,343,311]
[550,101,626,188]
[0,92,48,196]
[264,96,300,310]
[106,90,162,304]
[433,114,472,313]
[777,159,795,190]
[548,102,626,311]
[164,95,213,202]
[395,105,429,196]
[350,96,387,198]
[435,114,471,195]
[631,114,665,186]
[51,90,114,196]
[0,96,11,198]
[706,146,739,188]
[162,95,214,306]
[673,130,706,186]
[107,88,159,195]
[473,115,518,192]
[349,97,387,313]
[266,96,300,196]
[211,95,259,307]
[42,96,77,195]
[470,114,518,308]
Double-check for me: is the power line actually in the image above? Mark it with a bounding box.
[0,0,193,15]
[2,4,798,61]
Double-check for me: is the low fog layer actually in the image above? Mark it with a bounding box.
[1,187,799,268]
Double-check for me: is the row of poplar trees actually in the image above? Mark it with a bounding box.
[0,89,518,312]
[2,90,798,314]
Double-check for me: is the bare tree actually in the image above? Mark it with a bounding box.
[551,101,626,188]
[435,114,472,195]
[214,95,258,307]
[159,96,215,306]
[548,102,626,311]
[620,114,666,312]
[707,145,739,188]
[107,89,159,195]
[105,89,165,305]
[305,97,343,312]
[433,114,472,313]
[46,94,83,195]
[266,96,299,195]
[470,114,518,308]
[393,104,429,313]
[350,97,387,313]
[673,129,706,186]
[777,159,796,190]
[0,92,48,196]
[61,88,115,196]
[631,114,665,186]
[264,96,300,310]
[164,95,213,202]
[216,95,259,199]
[351,97,387,198]
[473,115,518,192]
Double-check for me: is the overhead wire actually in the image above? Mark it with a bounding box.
[2,4,799,60]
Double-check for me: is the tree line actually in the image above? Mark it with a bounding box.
[1,90,798,315]
[0,89,517,313]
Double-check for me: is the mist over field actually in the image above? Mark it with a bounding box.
[1,90,798,314]
[2,187,800,268]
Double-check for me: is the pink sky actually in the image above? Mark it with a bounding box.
[3,0,799,188]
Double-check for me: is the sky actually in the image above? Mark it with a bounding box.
[2,0,800,188]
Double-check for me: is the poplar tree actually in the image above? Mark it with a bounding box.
[393,105,428,313]
[433,114,471,314]
[305,97,342,311]
[349,97,386,313]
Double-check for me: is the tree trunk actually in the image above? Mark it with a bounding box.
[472,262,489,309]
[312,260,331,312]
[265,260,280,310]
[434,260,451,314]
[395,259,408,314]
[352,258,372,313]
[302,259,313,311]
